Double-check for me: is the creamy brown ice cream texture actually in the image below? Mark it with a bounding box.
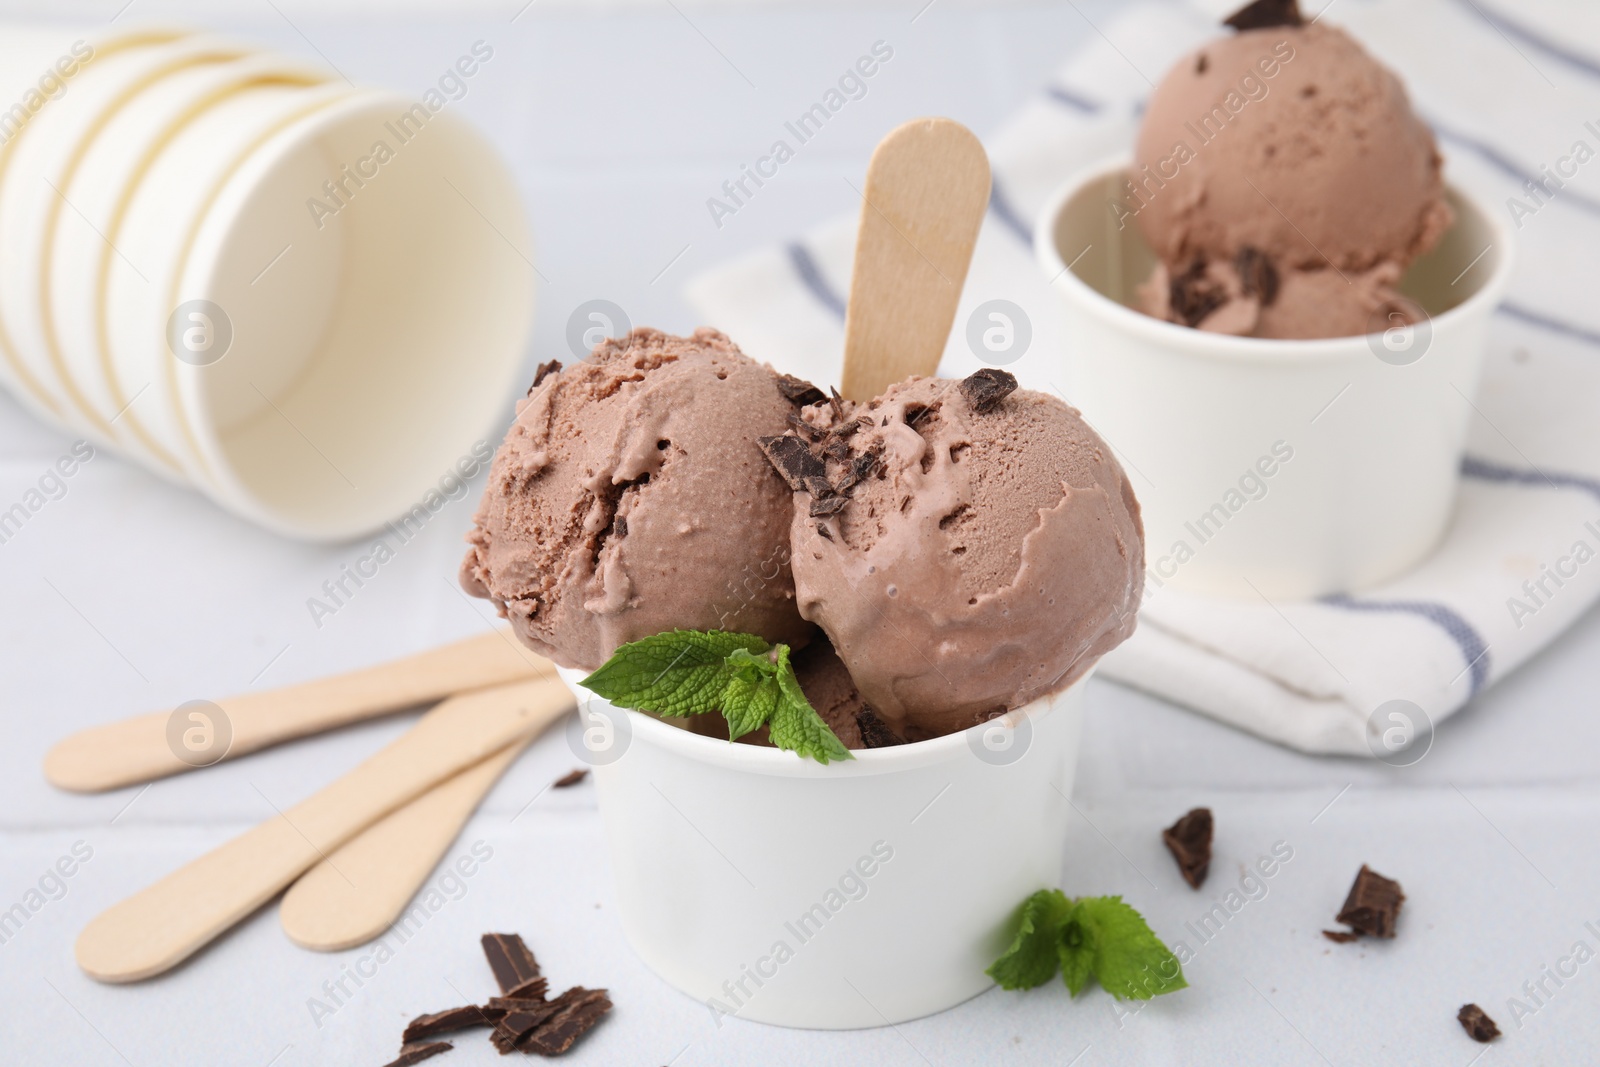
[460,327,813,670]
[762,371,1145,741]
[1129,8,1451,339]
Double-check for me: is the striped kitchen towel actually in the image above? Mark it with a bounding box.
[684,0,1600,754]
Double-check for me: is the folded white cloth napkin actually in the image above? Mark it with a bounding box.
[684,0,1600,755]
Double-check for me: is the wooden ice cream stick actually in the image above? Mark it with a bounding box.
[74,675,573,983]
[45,629,553,793]
[838,116,991,402]
[278,730,539,952]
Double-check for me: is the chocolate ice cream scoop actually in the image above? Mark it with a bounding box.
[1129,6,1451,338]
[461,327,813,670]
[763,372,1144,740]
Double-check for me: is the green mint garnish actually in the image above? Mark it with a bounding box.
[580,630,853,764]
[988,890,1187,1000]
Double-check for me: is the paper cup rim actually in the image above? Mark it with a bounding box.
[555,664,1087,779]
[1033,152,1516,364]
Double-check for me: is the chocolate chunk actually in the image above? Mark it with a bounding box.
[836,448,882,494]
[481,932,541,994]
[1169,259,1227,327]
[1334,865,1405,938]
[786,410,823,441]
[490,1000,566,1054]
[834,419,861,439]
[402,1005,496,1044]
[520,987,613,1056]
[552,768,588,789]
[1162,808,1214,889]
[803,475,834,499]
[776,373,826,408]
[528,360,562,394]
[1321,929,1360,944]
[1195,52,1208,74]
[381,1041,452,1067]
[823,438,852,462]
[758,434,827,491]
[960,368,1018,414]
[810,493,850,518]
[1458,1003,1500,1043]
[856,708,905,748]
[1223,0,1303,31]
[816,522,833,540]
[1235,246,1279,306]
[610,515,627,539]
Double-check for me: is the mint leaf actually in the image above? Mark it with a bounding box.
[987,889,1075,990]
[1058,911,1095,996]
[988,890,1186,1001]
[581,630,765,717]
[769,656,853,764]
[721,649,783,740]
[1075,896,1187,1000]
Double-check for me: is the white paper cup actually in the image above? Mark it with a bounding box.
[556,665,1087,1029]
[1036,156,1513,600]
[156,90,535,538]
[0,31,249,444]
[49,53,332,476]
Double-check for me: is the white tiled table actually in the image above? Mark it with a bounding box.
[2,3,1597,1064]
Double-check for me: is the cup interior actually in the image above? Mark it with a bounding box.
[181,94,534,538]
[1048,161,1506,334]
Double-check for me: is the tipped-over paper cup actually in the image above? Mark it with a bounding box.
[555,664,1088,1029]
[1036,156,1513,600]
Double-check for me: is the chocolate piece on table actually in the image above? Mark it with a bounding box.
[381,1041,452,1067]
[481,932,541,994]
[402,1005,496,1043]
[1223,0,1303,31]
[1457,1003,1500,1043]
[1321,929,1360,944]
[551,768,588,789]
[775,373,826,408]
[489,978,550,1007]
[528,360,562,393]
[959,368,1018,414]
[490,1000,566,1054]
[1335,865,1405,938]
[519,987,614,1056]
[1162,807,1214,889]
[758,434,827,490]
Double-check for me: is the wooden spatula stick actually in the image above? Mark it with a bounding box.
[839,117,991,401]
[45,629,552,793]
[74,675,572,983]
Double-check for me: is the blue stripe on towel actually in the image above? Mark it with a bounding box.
[1044,85,1104,113]
[1461,454,1600,506]
[1429,123,1600,219]
[1497,302,1600,349]
[989,180,1033,245]
[1322,594,1492,695]
[786,242,846,321]
[1449,0,1600,82]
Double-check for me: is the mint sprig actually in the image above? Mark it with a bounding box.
[988,890,1187,1000]
[580,630,853,764]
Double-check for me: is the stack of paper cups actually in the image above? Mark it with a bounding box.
[0,26,534,539]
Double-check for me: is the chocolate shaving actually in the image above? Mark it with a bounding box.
[856,708,906,748]
[1223,0,1303,31]
[481,932,540,994]
[786,410,823,441]
[552,768,588,789]
[823,438,852,462]
[835,448,882,494]
[1458,1003,1500,1043]
[1169,259,1228,327]
[816,522,833,540]
[490,1000,566,1054]
[775,373,826,407]
[500,974,550,1002]
[758,434,827,490]
[610,515,627,540]
[810,494,850,518]
[828,386,845,421]
[1161,808,1214,889]
[519,987,613,1056]
[1195,53,1208,74]
[834,419,861,439]
[382,1041,453,1067]
[1321,929,1360,944]
[959,368,1018,414]
[403,1006,496,1044]
[528,360,562,394]
[1235,246,1279,306]
[803,475,834,499]
[1334,865,1405,939]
